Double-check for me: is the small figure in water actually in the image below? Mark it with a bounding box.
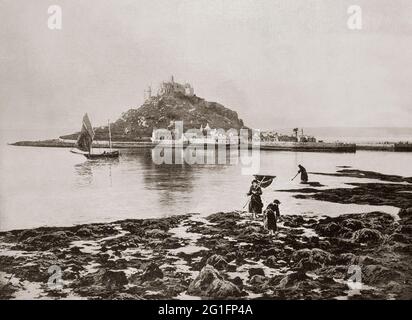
[263,200,281,235]
[297,164,308,183]
[247,179,263,220]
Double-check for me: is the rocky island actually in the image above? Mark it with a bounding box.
[11,77,247,148]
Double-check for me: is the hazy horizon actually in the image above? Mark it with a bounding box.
[1,0,412,134]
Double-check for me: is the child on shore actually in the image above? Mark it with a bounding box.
[263,199,281,235]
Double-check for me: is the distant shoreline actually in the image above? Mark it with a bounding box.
[8,138,412,152]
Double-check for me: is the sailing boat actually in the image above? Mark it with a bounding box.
[71,113,119,159]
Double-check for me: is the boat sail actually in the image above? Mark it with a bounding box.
[71,113,119,159]
[76,113,94,153]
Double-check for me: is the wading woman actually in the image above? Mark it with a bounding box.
[247,179,263,220]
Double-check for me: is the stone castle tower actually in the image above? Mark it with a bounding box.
[145,75,194,99]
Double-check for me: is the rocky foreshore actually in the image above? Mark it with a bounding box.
[1,168,411,300]
[1,207,411,300]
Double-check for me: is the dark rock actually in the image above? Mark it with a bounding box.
[331,238,359,251]
[0,278,19,299]
[226,263,237,272]
[248,268,265,278]
[399,207,412,220]
[276,271,312,289]
[75,227,94,237]
[74,268,127,292]
[225,252,237,262]
[341,219,365,231]
[362,265,402,285]
[352,228,383,244]
[392,243,412,254]
[70,246,82,254]
[265,256,278,267]
[398,224,412,234]
[337,253,357,265]
[187,265,242,298]
[102,270,128,289]
[20,231,78,250]
[206,254,228,270]
[355,255,380,265]
[145,229,169,238]
[18,229,39,241]
[141,263,163,282]
[112,293,143,300]
[261,248,279,256]
[230,276,244,290]
[315,222,341,237]
[389,233,409,243]
[207,211,241,223]
[292,248,333,270]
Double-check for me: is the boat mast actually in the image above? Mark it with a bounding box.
[108,119,112,151]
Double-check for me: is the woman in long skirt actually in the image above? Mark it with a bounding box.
[264,199,281,235]
[247,179,263,219]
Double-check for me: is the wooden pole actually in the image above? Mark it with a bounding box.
[108,119,112,151]
[291,172,299,181]
[242,176,267,209]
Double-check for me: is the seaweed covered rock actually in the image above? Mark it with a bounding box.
[265,255,278,267]
[399,207,412,222]
[248,267,265,277]
[230,276,244,290]
[341,219,365,231]
[351,228,383,244]
[74,225,118,238]
[292,248,333,270]
[276,271,313,290]
[187,265,242,298]
[74,269,128,293]
[102,270,128,289]
[75,227,95,238]
[315,222,342,237]
[144,228,169,238]
[141,263,164,282]
[361,265,402,285]
[207,211,241,224]
[19,231,78,251]
[206,254,228,270]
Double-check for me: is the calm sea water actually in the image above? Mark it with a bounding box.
[1,129,411,231]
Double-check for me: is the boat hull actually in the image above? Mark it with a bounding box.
[84,150,120,159]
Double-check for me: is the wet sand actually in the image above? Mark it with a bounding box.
[0,169,411,300]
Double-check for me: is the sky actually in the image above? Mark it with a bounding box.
[0,0,411,135]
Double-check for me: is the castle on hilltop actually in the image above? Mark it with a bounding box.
[144,76,194,100]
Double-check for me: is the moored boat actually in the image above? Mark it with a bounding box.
[71,113,120,159]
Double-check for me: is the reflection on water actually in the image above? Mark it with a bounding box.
[74,158,119,187]
[74,162,93,186]
[1,144,411,231]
